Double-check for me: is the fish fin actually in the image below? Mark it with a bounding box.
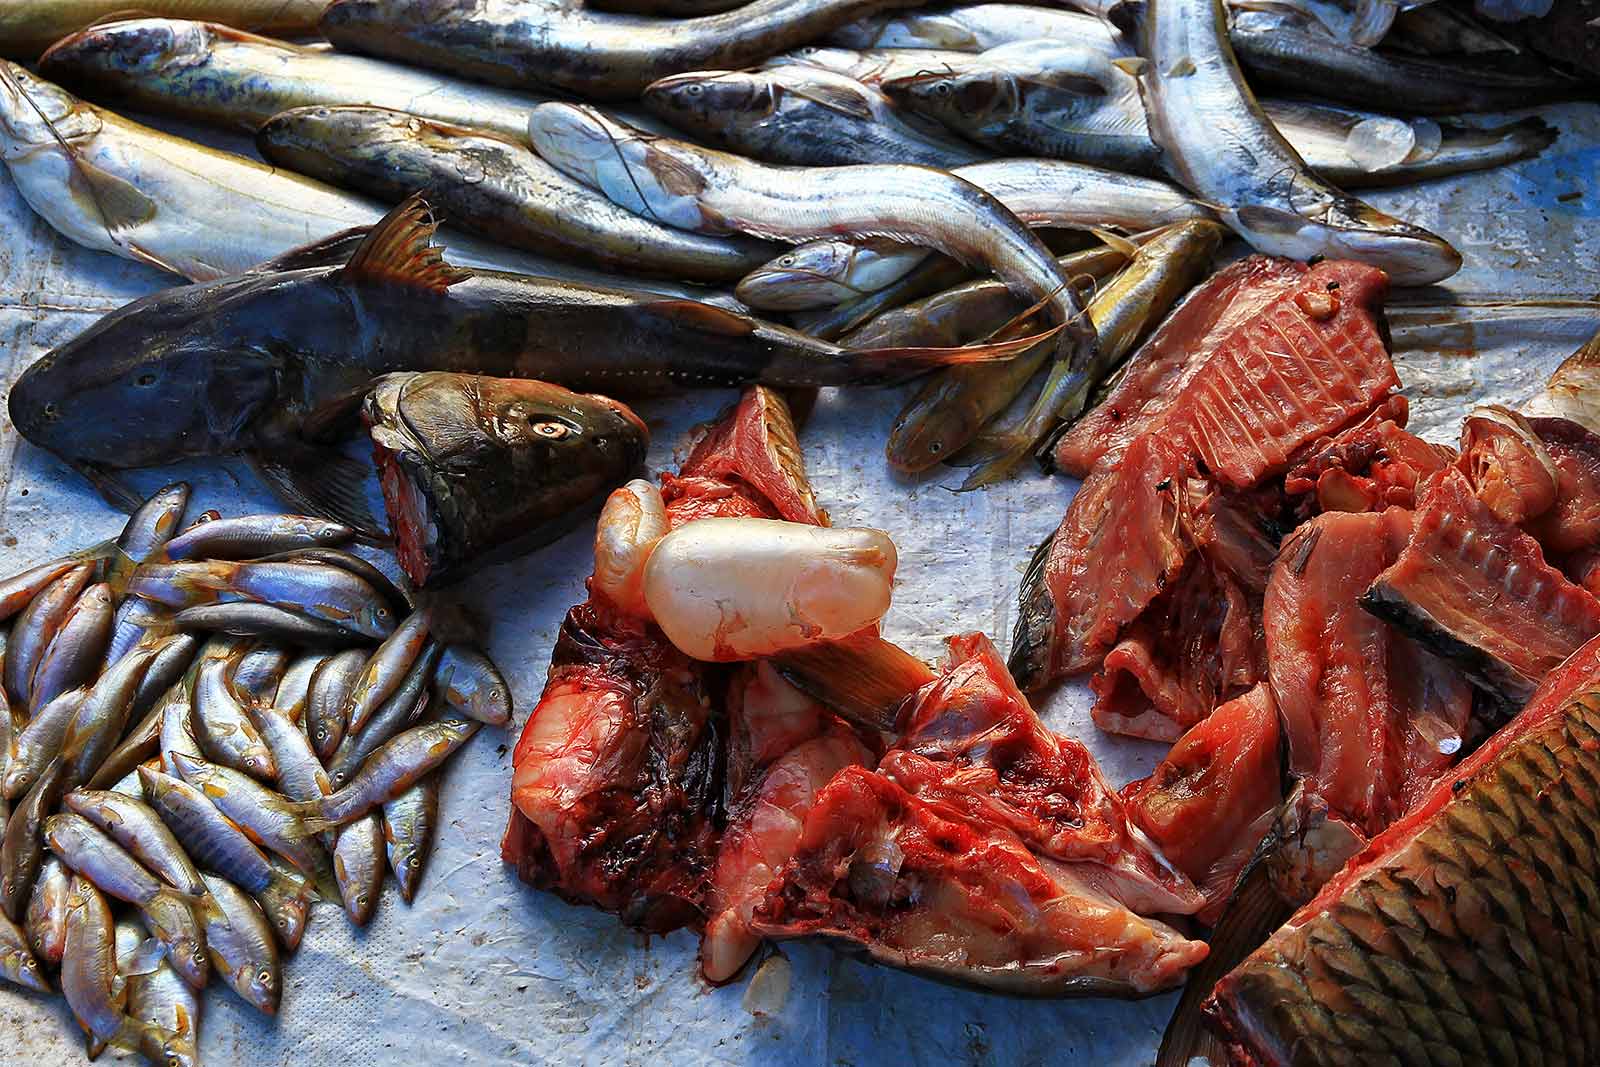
[65,158,157,233]
[854,324,1063,377]
[782,81,875,121]
[646,299,758,337]
[1006,531,1059,691]
[248,227,373,273]
[1155,858,1293,1067]
[249,451,389,544]
[340,193,466,294]
[120,937,167,978]
[954,434,1032,490]
[82,8,171,30]
[1089,227,1139,258]
[1110,56,1148,79]
[772,633,935,734]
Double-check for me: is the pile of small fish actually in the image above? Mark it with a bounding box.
[0,483,509,1066]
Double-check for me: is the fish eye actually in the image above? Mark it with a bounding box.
[686,84,703,96]
[928,441,943,454]
[408,855,419,869]
[778,256,795,267]
[135,372,158,387]
[532,421,569,439]
[42,402,60,421]
[357,894,369,905]
[258,969,272,984]
[936,82,953,96]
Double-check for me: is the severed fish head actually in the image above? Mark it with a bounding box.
[364,372,649,588]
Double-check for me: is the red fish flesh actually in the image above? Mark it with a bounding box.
[1283,395,1454,515]
[1364,468,1600,707]
[1525,416,1600,554]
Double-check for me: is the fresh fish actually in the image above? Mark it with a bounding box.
[137,765,293,897]
[332,814,385,925]
[526,103,1092,364]
[39,17,554,143]
[794,254,980,339]
[2,1,324,60]
[164,514,355,561]
[246,704,330,807]
[0,558,78,625]
[1229,6,1584,114]
[231,644,290,704]
[1,757,70,921]
[61,642,169,788]
[110,480,189,578]
[9,195,1037,515]
[1134,0,1461,286]
[0,905,48,991]
[257,104,777,283]
[3,688,87,800]
[60,875,123,1046]
[829,4,1131,53]
[168,752,335,897]
[319,0,933,99]
[193,657,277,781]
[364,373,649,588]
[961,219,1226,486]
[271,652,330,725]
[593,0,747,11]
[174,602,374,644]
[64,789,207,897]
[44,812,209,988]
[254,855,315,951]
[329,646,440,789]
[305,649,367,762]
[198,872,280,1015]
[308,719,480,830]
[343,613,432,737]
[1207,632,1600,1063]
[735,157,1212,310]
[642,65,987,167]
[84,652,196,791]
[104,596,172,671]
[382,775,439,902]
[877,245,1131,473]
[159,676,203,775]
[5,563,92,709]
[0,64,740,303]
[24,855,69,965]
[433,645,512,727]
[115,915,201,1067]
[256,549,411,621]
[29,582,113,713]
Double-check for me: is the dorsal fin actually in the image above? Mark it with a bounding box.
[340,193,466,293]
[646,299,757,337]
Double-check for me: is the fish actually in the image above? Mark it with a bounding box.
[305,649,368,762]
[319,0,932,99]
[305,719,480,831]
[3,689,87,801]
[6,563,92,710]
[24,855,70,966]
[107,480,189,588]
[1229,6,1585,114]
[60,875,124,1048]
[28,581,113,713]
[1207,628,1600,1063]
[278,649,341,719]
[364,373,650,588]
[246,703,331,808]
[1132,0,1462,286]
[256,104,777,283]
[257,549,411,621]
[103,596,173,671]
[192,657,278,781]
[326,647,439,790]
[164,514,355,561]
[253,856,315,951]
[0,64,742,304]
[431,645,512,728]
[341,612,433,738]
[38,16,555,144]
[114,915,201,1067]
[333,815,385,926]
[382,775,438,902]
[0,905,48,992]
[959,218,1226,487]
[64,789,206,897]
[1,757,70,921]
[1,0,324,60]
[130,560,396,640]
[230,646,290,703]
[137,765,302,899]
[642,64,987,167]
[61,642,169,788]
[10,195,1036,519]
[829,4,1131,53]
[735,157,1212,310]
[526,102,1093,366]
[0,558,79,625]
[173,602,383,644]
[197,872,280,1015]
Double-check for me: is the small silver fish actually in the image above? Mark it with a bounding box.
[305,648,367,761]
[65,788,207,897]
[310,720,480,829]
[193,656,277,781]
[328,649,438,789]
[333,814,385,926]
[199,872,280,1015]
[0,900,48,992]
[29,582,114,713]
[383,774,439,903]
[3,687,88,800]
[433,644,512,727]
[6,563,93,709]
[344,611,432,735]
[24,854,70,965]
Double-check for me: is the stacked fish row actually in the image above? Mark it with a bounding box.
[0,0,1581,539]
[0,485,510,1066]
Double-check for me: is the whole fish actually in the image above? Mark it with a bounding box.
[333,814,385,925]
[9,196,1035,514]
[1134,0,1461,285]
[0,64,740,303]
[84,664,190,791]
[1,757,70,921]
[114,916,201,1067]
[197,872,280,1015]
[433,645,512,727]
[174,602,381,645]
[382,774,439,903]
[642,65,987,167]
[735,157,1212,310]
[131,560,395,640]
[28,581,113,713]
[961,218,1226,487]
[246,704,330,807]
[107,481,189,589]
[257,105,776,283]
[137,765,303,899]
[342,613,432,738]
[165,514,354,561]
[230,645,290,703]
[60,875,124,1048]
[193,657,277,781]
[254,855,315,951]
[1229,7,1584,114]
[329,647,440,789]
[39,17,554,144]
[6,563,92,710]
[307,719,480,830]
[24,855,70,965]
[305,649,368,762]
[1207,635,1600,1064]
[64,789,207,897]
[0,906,48,991]
[526,103,1092,365]
[830,4,1131,53]
[62,643,170,787]
[2,1,323,60]
[593,0,747,10]
[126,628,199,722]
[257,549,410,621]
[874,245,1132,472]
[3,689,88,801]
[0,558,78,624]
[319,0,931,99]
[364,373,650,587]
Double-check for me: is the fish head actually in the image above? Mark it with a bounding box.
[527,102,709,231]
[734,241,884,310]
[885,387,985,474]
[0,63,99,157]
[8,279,283,470]
[259,103,422,167]
[883,69,1018,126]
[644,72,777,134]
[38,17,212,84]
[364,373,650,587]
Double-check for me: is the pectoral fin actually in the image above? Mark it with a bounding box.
[250,450,389,544]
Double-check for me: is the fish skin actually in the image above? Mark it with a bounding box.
[198,872,280,1015]
[433,644,512,727]
[253,855,315,951]
[319,0,930,100]
[0,905,48,991]
[61,642,168,788]
[257,104,778,283]
[175,602,371,645]
[103,596,172,672]
[229,645,291,703]
[1,0,324,60]
[136,765,281,896]
[64,788,207,897]
[258,548,411,622]
[246,703,331,806]
[342,613,432,737]
[24,854,70,965]
[333,814,385,925]
[305,648,367,762]
[3,687,88,801]
[1208,636,1600,1065]
[164,515,354,561]
[1,756,70,922]
[314,719,480,829]
[5,563,93,710]
[363,373,650,588]
[29,582,114,713]
[116,915,201,1067]
[0,558,77,626]
[829,4,1130,53]
[60,875,124,1043]
[382,774,439,903]
[192,656,277,782]
[327,648,440,790]
[1134,0,1461,286]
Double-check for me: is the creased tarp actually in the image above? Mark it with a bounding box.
[0,101,1596,1067]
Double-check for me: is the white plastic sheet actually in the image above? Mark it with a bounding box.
[1,101,1597,1067]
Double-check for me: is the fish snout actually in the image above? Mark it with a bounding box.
[38,18,191,78]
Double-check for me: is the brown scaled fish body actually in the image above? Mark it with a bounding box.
[1208,630,1600,1065]
[365,373,648,588]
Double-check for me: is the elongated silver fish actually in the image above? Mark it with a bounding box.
[137,765,295,897]
[114,915,200,1067]
[329,648,438,789]
[528,102,1091,365]
[230,645,290,703]
[60,875,123,1046]
[0,905,48,991]
[308,719,480,829]
[24,854,70,965]
[61,642,168,787]
[254,855,315,951]
[2,1,324,60]
[305,648,367,762]
[1,756,70,921]
[0,558,78,624]
[643,64,987,167]
[198,872,280,1015]
[29,582,113,713]
[3,688,87,800]
[109,481,189,585]
[164,514,353,561]
[1134,0,1461,285]
[830,4,1131,53]
[344,612,432,736]
[65,788,206,897]
[192,657,276,781]
[6,563,92,710]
